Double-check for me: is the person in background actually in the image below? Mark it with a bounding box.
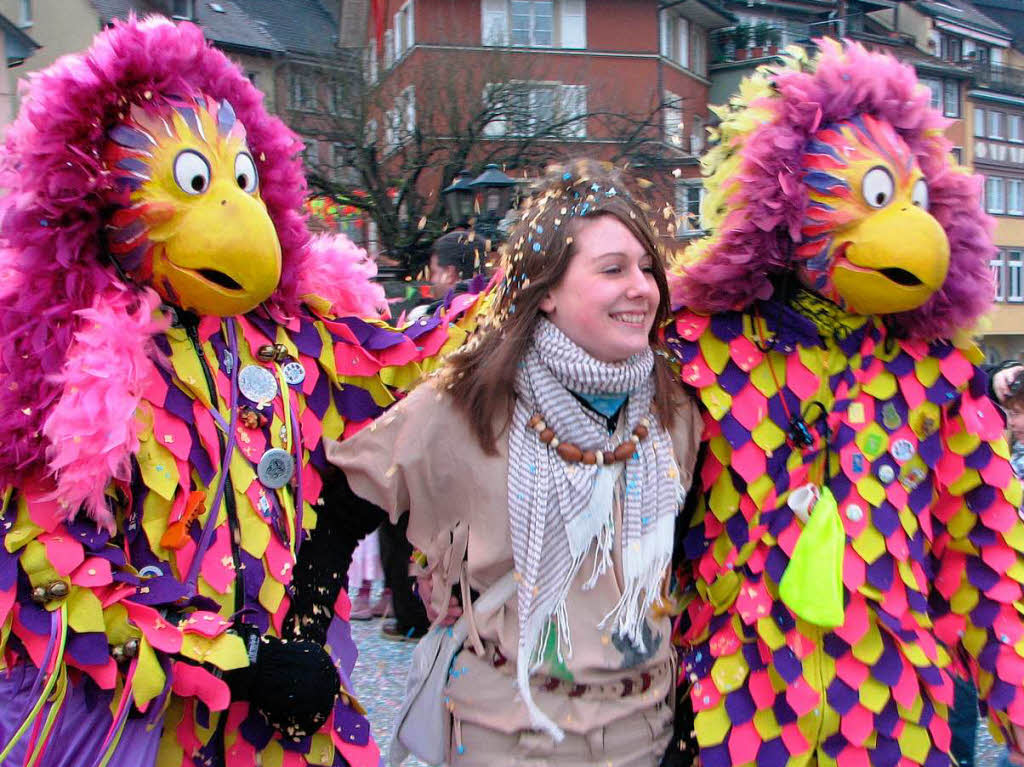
[347,527,388,621]
[398,229,486,322]
[374,229,490,641]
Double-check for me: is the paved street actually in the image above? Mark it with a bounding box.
[346,587,1006,767]
[347,604,426,767]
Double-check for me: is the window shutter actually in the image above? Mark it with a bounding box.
[482,83,507,137]
[659,10,670,57]
[560,0,586,49]
[407,1,415,49]
[677,16,689,68]
[384,29,394,68]
[394,11,404,55]
[482,0,508,45]
[664,90,682,146]
[404,86,416,134]
[561,84,587,138]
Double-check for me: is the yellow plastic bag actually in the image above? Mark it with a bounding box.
[779,487,845,627]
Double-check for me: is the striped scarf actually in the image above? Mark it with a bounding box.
[508,319,681,741]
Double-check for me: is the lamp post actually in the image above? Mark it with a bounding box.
[468,164,516,242]
[440,169,476,228]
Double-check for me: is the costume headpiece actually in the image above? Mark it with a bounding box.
[672,39,994,340]
[0,16,361,499]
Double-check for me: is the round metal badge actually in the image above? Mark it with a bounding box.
[257,448,294,489]
[282,361,306,386]
[890,439,916,464]
[238,365,278,405]
[877,464,896,484]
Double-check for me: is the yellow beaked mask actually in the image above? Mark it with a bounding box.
[795,114,950,316]
[104,95,281,317]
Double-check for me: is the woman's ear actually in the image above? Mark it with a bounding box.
[539,293,555,314]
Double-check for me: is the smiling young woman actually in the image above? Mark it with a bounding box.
[329,160,702,767]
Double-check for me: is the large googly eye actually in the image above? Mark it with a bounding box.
[173,150,211,195]
[235,152,258,194]
[862,167,895,209]
[911,178,929,209]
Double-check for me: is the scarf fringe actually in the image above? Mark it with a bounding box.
[599,513,675,651]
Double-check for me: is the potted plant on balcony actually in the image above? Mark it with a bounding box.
[766,26,782,55]
[752,22,769,58]
[733,23,751,60]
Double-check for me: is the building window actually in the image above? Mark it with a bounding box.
[1009,250,1024,302]
[942,80,960,118]
[365,40,378,85]
[975,107,986,138]
[922,78,942,112]
[989,109,1005,140]
[303,139,318,166]
[510,0,553,46]
[384,108,399,152]
[329,81,353,117]
[660,11,690,69]
[1010,115,1022,143]
[482,81,587,138]
[246,71,259,88]
[331,143,349,183]
[676,182,705,233]
[987,176,1006,214]
[691,27,706,77]
[1010,179,1024,215]
[290,71,315,111]
[992,252,1006,301]
[172,0,195,20]
[940,33,963,62]
[394,1,415,59]
[384,87,416,152]
[18,0,31,26]
[384,29,395,68]
[511,85,556,133]
[951,147,963,164]
[401,85,416,137]
[664,91,683,147]
[482,0,585,48]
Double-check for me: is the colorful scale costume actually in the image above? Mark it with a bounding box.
[666,41,1024,766]
[0,18,480,767]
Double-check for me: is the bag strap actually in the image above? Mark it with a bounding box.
[459,563,485,657]
[450,569,517,648]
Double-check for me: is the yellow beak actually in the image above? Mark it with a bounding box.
[831,203,950,316]
[153,180,282,317]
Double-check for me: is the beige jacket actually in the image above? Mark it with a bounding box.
[327,381,701,735]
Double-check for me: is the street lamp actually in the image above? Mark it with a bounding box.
[440,169,476,227]
[468,163,516,240]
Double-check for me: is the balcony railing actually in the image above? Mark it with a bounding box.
[709,15,872,66]
[968,61,1024,99]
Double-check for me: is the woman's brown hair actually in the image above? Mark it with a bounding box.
[441,159,679,453]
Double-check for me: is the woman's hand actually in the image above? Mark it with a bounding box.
[415,574,463,626]
[993,365,1023,405]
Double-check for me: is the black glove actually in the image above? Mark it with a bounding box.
[225,626,339,740]
[660,687,699,767]
[283,466,387,645]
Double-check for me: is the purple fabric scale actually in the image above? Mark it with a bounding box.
[0,668,161,767]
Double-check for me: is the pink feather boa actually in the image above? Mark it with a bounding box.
[42,285,165,531]
[301,233,390,320]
